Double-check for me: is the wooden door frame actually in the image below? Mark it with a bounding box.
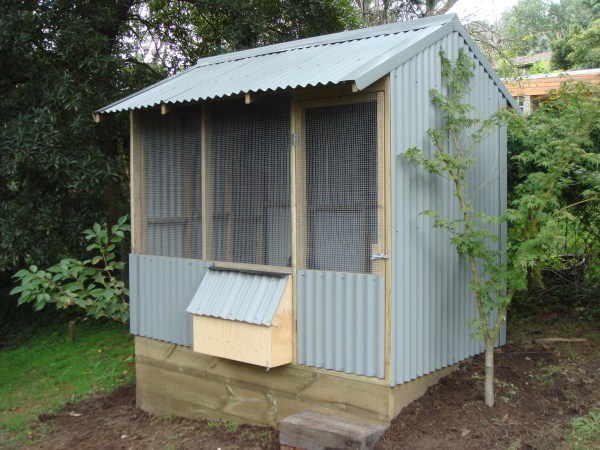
[291,78,392,383]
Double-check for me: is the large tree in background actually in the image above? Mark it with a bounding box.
[551,18,600,70]
[0,0,360,273]
[132,0,362,73]
[465,0,597,75]
[353,0,458,25]
[0,0,142,272]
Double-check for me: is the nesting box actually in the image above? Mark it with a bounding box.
[186,269,293,368]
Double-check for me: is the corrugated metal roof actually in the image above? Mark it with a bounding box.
[186,269,289,326]
[97,13,516,114]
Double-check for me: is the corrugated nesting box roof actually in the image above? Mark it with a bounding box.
[186,269,289,326]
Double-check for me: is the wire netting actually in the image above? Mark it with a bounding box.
[134,92,382,273]
[300,93,384,274]
[209,96,291,267]
[137,107,202,258]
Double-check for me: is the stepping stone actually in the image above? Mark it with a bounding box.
[279,411,387,450]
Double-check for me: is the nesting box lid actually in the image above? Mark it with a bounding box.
[186,267,290,326]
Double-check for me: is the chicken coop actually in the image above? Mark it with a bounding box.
[95,13,515,426]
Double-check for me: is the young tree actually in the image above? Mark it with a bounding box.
[403,49,510,406]
[404,49,599,406]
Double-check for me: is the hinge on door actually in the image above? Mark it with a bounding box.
[291,133,299,146]
[370,253,389,261]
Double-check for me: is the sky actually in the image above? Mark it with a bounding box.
[449,0,521,23]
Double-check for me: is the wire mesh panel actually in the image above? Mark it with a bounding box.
[209,96,291,267]
[137,107,202,258]
[300,93,384,274]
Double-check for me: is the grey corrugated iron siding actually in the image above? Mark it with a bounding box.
[129,254,211,346]
[186,270,289,326]
[296,270,385,378]
[390,31,507,386]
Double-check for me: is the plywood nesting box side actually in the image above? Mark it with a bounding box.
[188,272,293,368]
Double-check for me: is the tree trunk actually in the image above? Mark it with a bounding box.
[484,339,495,407]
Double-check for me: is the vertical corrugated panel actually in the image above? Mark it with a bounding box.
[390,32,507,385]
[296,270,385,378]
[129,254,211,346]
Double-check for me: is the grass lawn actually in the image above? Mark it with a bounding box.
[0,319,134,446]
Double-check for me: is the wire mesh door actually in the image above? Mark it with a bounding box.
[297,92,385,275]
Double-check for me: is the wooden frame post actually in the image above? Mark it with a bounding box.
[201,104,213,261]
[130,110,146,254]
[383,76,392,384]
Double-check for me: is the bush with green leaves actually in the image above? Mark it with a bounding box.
[10,216,130,324]
[508,81,600,298]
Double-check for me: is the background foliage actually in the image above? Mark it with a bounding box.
[507,81,600,315]
[1,0,598,323]
[466,0,599,75]
[0,0,362,275]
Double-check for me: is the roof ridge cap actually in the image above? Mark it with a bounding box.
[194,13,457,68]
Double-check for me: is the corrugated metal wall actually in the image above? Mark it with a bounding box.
[129,254,211,346]
[296,270,385,378]
[390,32,507,386]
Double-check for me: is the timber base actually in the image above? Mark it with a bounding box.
[135,336,456,427]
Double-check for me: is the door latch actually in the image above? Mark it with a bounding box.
[370,253,389,261]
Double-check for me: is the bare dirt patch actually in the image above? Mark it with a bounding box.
[17,317,599,450]
[21,385,278,450]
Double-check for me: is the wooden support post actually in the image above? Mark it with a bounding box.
[181,111,195,259]
[201,104,213,261]
[93,112,103,123]
[293,103,307,271]
[224,116,234,261]
[130,110,146,254]
[383,77,392,385]
[290,94,298,364]
[372,91,387,278]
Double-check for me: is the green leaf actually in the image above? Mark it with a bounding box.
[9,285,27,295]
